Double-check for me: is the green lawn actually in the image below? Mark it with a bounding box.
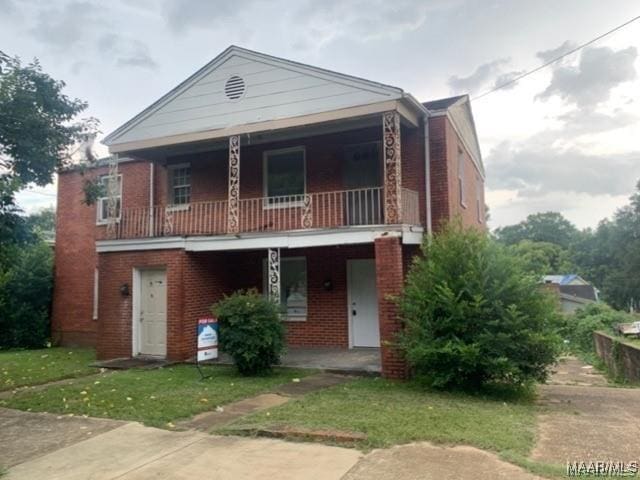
[225,377,537,455]
[1,365,309,428]
[0,348,96,391]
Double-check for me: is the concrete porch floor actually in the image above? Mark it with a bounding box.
[219,347,381,374]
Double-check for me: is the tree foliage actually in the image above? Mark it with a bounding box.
[0,240,53,348]
[509,240,575,277]
[399,222,561,391]
[495,212,579,248]
[0,51,97,216]
[558,303,631,356]
[212,290,286,376]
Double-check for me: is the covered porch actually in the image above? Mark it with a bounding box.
[219,347,381,375]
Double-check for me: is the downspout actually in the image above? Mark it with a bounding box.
[423,113,432,236]
[149,162,154,236]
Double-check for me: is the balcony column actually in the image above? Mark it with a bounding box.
[382,111,402,224]
[267,248,280,303]
[227,135,240,233]
[106,153,119,239]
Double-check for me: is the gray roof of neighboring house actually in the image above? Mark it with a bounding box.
[422,95,467,111]
[543,274,582,285]
[558,284,598,302]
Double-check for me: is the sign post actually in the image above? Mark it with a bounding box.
[196,317,218,380]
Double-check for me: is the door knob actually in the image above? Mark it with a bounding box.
[352,309,357,316]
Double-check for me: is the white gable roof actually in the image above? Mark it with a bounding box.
[104,46,407,148]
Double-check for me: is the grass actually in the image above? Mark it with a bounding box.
[1,364,309,428]
[0,348,96,391]
[224,377,538,456]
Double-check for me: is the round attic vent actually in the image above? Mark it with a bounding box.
[224,75,246,100]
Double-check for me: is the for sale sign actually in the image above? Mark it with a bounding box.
[197,318,218,362]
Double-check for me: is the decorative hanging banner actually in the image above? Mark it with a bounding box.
[197,317,218,362]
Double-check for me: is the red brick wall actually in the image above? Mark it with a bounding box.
[223,244,375,348]
[52,160,151,347]
[374,236,408,379]
[429,115,486,232]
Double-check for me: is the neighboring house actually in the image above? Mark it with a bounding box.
[51,46,485,378]
[543,275,599,314]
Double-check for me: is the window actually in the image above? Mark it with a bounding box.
[458,147,466,207]
[476,177,483,223]
[263,148,305,205]
[93,268,99,320]
[168,164,191,206]
[96,174,122,224]
[263,257,307,320]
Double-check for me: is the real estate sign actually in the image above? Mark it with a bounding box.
[197,317,218,362]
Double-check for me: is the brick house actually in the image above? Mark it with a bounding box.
[52,46,486,378]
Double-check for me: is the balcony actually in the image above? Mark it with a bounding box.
[110,187,421,240]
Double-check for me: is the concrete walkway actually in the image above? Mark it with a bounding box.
[344,443,542,480]
[3,417,362,480]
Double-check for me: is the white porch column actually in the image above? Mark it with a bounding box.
[267,248,280,303]
[227,135,240,233]
[383,111,402,224]
[106,154,119,239]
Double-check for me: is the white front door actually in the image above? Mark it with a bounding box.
[348,259,380,347]
[138,269,167,357]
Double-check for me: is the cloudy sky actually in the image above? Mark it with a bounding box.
[2,0,639,229]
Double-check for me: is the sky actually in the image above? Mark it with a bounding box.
[2,0,640,230]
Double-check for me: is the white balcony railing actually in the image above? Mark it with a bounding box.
[111,187,421,239]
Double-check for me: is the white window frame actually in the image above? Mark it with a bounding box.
[167,162,191,211]
[262,256,308,321]
[92,268,99,320]
[458,147,467,208]
[96,174,122,225]
[262,146,306,209]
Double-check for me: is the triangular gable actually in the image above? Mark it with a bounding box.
[104,46,404,147]
[446,97,485,177]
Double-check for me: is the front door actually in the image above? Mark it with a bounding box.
[138,269,167,357]
[348,259,380,347]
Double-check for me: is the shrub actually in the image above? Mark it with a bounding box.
[559,303,631,355]
[398,222,561,391]
[0,241,53,348]
[212,289,286,376]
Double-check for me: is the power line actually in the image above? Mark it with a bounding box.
[472,14,640,101]
[20,189,56,198]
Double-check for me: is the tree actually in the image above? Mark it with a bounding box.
[495,212,579,248]
[509,240,575,277]
[25,207,56,242]
[399,222,561,391]
[0,51,96,215]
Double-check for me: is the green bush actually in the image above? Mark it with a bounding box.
[212,289,286,376]
[399,222,561,391]
[559,303,631,354]
[0,241,53,348]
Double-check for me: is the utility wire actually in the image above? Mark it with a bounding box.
[472,14,640,101]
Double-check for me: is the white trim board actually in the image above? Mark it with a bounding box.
[96,226,424,253]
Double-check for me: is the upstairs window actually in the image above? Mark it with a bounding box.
[264,147,305,204]
[96,174,122,224]
[458,147,466,208]
[168,164,191,206]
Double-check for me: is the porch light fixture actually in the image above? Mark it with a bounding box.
[323,278,333,291]
[120,283,130,296]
